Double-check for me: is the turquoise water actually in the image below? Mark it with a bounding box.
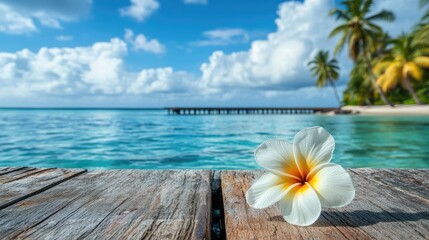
[0,109,428,169]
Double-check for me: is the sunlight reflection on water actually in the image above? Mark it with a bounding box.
[0,109,428,169]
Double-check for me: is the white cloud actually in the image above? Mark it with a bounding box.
[120,0,159,22]
[127,68,194,94]
[184,0,208,5]
[56,35,73,41]
[124,29,165,54]
[0,38,190,99]
[0,0,92,33]
[197,0,424,96]
[0,3,36,34]
[0,0,425,107]
[36,15,62,29]
[193,28,249,46]
[0,38,127,97]
[199,0,339,93]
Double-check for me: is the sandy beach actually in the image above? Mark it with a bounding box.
[340,105,429,115]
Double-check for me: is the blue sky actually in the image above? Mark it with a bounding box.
[0,0,426,107]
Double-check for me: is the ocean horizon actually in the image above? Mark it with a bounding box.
[1,109,428,170]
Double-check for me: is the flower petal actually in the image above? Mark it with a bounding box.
[308,163,355,208]
[246,172,296,209]
[279,183,322,226]
[293,126,335,175]
[254,140,301,179]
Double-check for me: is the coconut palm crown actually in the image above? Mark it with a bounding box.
[329,0,395,61]
[308,51,342,105]
[329,0,395,106]
[374,34,429,104]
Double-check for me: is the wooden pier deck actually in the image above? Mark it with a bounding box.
[0,167,428,239]
[165,107,338,115]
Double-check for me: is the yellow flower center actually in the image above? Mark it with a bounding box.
[281,160,318,192]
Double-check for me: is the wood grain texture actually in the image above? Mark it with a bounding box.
[221,170,429,240]
[350,168,429,199]
[0,170,212,240]
[0,167,26,176]
[0,167,86,209]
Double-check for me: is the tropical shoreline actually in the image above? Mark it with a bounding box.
[335,105,429,115]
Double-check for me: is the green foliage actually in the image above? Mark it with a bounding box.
[342,57,375,105]
[374,34,429,105]
[329,0,394,106]
[329,0,395,61]
[308,51,339,87]
[308,50,342,105]
[329,0,429,106]
[342,61,429,105]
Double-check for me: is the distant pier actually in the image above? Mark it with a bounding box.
[165,107,337,115]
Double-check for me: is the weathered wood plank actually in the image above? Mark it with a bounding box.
[351,168,429,199]
[221,170,429,240]
[348,170,428,235]
[0,168,86,210]
[0,167,48,182]
[0,167,26,176]
[0,170,212,240]
[221,171,359,240]
[321,169,429,239]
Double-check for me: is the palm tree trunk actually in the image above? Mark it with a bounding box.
[365,98,372,106]
[364,57,394,107]
[403,75,422,104]
[328,79,342,107]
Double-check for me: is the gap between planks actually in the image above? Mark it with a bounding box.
[211,171,226,240]
[0,167,26,176]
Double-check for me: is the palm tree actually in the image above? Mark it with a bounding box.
[308,50,342,106]
[374,34,429,104]
[329,0,395,106]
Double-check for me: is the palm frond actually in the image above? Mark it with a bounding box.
[384,62,402,90]
[362,0,373,15]
[308,50,340,87]
[366,10,395,22]
[307,60,317,66]
[423,10,429,21]
[414,48,429,58]
[415,24,429,43]
[365,22,383,34]
[330,70,339,80]
[329,59,339,65]
[348,32,362,61]
[334,32,349,56]
[414,56,429,67]
[404,62,424,81]
[383,74,398,92]
[373,61,392,75]
[329,24,349,38]
[331,64,340,70]
[329,8,351,20]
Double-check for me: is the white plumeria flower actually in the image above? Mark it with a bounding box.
[246,126,355,226]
